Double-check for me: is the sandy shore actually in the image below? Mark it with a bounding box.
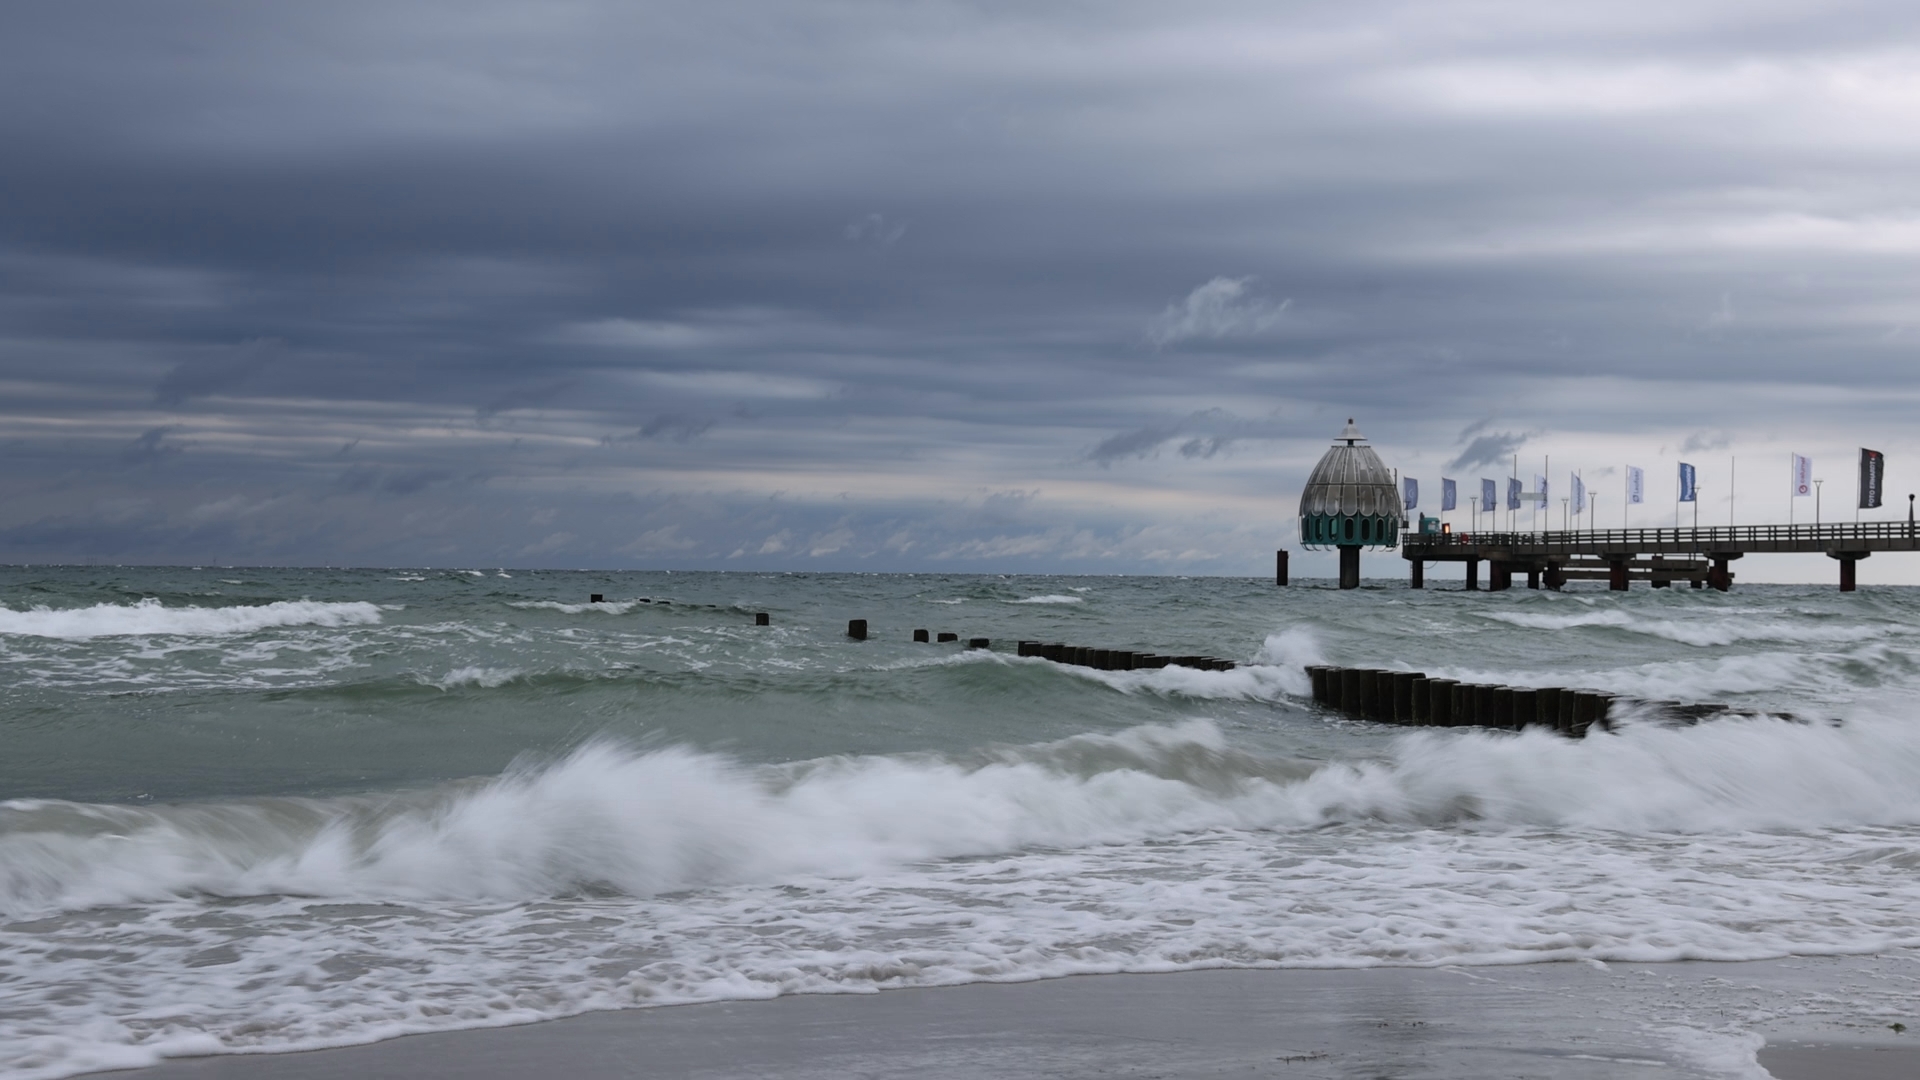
[117,959,1919,1080]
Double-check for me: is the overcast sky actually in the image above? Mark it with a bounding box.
[4,1,1919,580]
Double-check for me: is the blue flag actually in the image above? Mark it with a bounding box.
[1403,477,1418,510]
[1506,477,1522,511]
[1679,462,1697,502]
[1481,478,1496,511]
[1441,477,1457,511]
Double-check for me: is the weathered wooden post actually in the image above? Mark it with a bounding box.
[1410,676,1431,723]
[1341,668,1363,713]
[938,632,959,643]
[590,594,605,603]
[1428,679,1457,726]
[1536,687,1562,730]
[1475,684,1499,726]
[1393,672,1422,723]
[1465,558,1480,591]
[967,637,991,649]
[1487,686,1511,728]
[1357,669,1381,718]
[1276,550,1289,586]
[1511,687,1538,729]
[913,628,929,641]
[1452,682,1475,725]
[847,619,868,640]
[1309,666,1331,704]
[756,612,771,625]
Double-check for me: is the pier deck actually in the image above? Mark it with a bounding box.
[1400,520,1920,591]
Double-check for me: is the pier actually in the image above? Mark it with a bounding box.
[1400,520,1920,591]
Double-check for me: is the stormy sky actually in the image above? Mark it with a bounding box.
[5,1,1920,580]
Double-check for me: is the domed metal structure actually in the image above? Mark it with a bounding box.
[1299,419,1404,588]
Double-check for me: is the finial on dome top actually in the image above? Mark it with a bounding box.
[1339,418,1365,445]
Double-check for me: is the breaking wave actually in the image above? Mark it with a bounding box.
[0,599,383,640]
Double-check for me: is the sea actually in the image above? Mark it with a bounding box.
[4,566,1920,1079]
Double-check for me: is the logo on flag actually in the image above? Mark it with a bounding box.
[1627,465,1644,505]
[1482,478,1496,511]
[1792,454,1812,497]
[1403,477,1418,511]
[1860,449,1885,509]
[1506,477,1521,511]
[1679,462,1697,502]
[1441,478,1457,512]
[1572,473,1585,515]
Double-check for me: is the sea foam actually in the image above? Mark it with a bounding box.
[0,599,383,639]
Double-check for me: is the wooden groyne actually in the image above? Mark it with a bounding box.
[1019,641,1238,671]
[1305,664,1802,736]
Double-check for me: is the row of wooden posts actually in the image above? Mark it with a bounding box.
[1306,664,1790,735]
[1016,641,1238,671]
[1307,664,1616,736]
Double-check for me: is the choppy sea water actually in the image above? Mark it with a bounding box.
[4,567,1920,1079]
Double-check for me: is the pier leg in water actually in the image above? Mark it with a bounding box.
[1830,550,1869,592]
[1338,545,1361,589]
[1465,558,1479,591]
[1608,558,1629,591]
[1526,568,1539,590]
[1409,560,1423,589]
[1544,563,1565,591]
[1488,561,1512,591]
[1275,550,1289,587]
[1707,554,1737,592]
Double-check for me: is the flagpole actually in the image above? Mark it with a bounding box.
[1730,457,1736,527]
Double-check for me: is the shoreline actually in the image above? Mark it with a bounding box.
[116,957,1920,1080]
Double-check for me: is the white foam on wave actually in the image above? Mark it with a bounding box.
[0,599,383,640]
[11,712,1920,919]
[1006,594,1083,604]
[427,666,523,690]
[1477,605,1885,648]
[12,718,1920,1077]
[511,599,647,615]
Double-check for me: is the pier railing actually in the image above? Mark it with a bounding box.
[1403,519,1920,555]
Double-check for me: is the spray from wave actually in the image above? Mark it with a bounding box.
[8,712,1920,918]
[0,599,383,639]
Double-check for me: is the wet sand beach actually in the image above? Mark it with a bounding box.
[124,960,1920,1080]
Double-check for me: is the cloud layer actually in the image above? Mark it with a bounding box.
[3,1,1919,579]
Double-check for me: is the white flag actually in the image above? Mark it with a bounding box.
[1792,454,1812,497]
[1572,473,1586,514]
[1534,473,1548,507]
[1627,466,1645,504]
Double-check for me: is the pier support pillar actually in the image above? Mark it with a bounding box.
[1708,557,1731,591]
[1526,568,1540,590]
[1410,560,1424,589]
[1465,558,1480,591]
[1650,556,1671,588]
[1829,550,1868,592]
[1544,563,1566,591]
[1275,550,1289,587]
[1608,558,1629,591]
[1489,561,1513,591]
[1338,545,1361,589]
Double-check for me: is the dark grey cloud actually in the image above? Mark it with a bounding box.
[1450,431,1533,472]
[2,1,1919,576]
